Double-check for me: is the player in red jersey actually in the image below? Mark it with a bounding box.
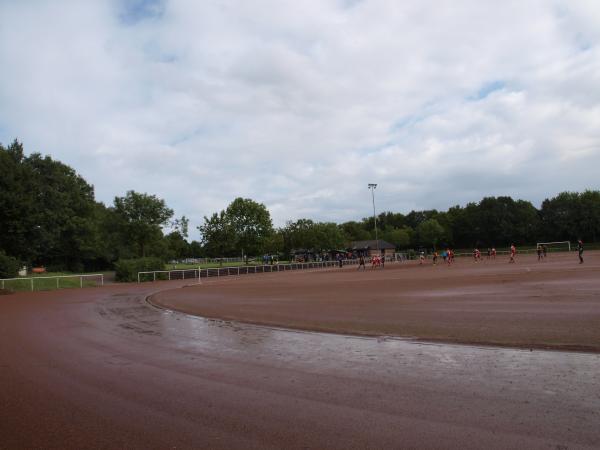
[509,244,516,263]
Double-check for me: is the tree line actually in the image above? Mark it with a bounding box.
[1,140,599,276]
[0,140,187,275]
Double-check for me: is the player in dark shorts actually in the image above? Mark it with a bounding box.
[432,251,438,265]
[577,240,584,264]
[542,244,547,258]
[537,245,542,261]
[358,255,366,270]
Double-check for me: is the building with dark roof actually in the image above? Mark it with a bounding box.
[350,240,396,257]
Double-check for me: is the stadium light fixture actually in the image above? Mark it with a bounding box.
[368,184,379,250]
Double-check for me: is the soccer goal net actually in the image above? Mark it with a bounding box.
[536,241,571,252]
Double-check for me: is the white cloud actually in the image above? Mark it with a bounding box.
[1,0,599,234]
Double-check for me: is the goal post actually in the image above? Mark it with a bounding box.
[536,241,571,252]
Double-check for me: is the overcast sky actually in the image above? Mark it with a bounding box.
[1,0,599,236]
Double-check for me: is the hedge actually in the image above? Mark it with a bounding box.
[0,251,20,279]
[114,257,164,282]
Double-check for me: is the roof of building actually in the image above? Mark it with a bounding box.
[350,240,396,250]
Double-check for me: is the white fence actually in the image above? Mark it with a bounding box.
[137,258,385,283]
[0,274,104,292]
[170,257,247,265]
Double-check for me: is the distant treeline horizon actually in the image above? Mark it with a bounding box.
[1,139,598,276]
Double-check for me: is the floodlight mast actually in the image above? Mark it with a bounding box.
[368,184,379,251]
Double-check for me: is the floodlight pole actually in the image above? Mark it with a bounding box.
[368,183,379,250]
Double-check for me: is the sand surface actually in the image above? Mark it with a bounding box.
[152,251,600,352]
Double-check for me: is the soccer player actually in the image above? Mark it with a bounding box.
[419,251,425,265]
[542,244,547,259]
[432,251,438,265]
[487,248,491,259]
[577,240,584,264]
[491,247,497,259]
[537,245,542,261]
[509,244,516,263]
[358,255,366,271]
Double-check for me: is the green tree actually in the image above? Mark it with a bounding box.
[171,216,189,239]
[113,191,174,257]
[198,198,274,257]
[165,231,189,260]
[416,219,445,250]
[282,219,345,253]
[0,140,99,270]
[377,211,407,229]
[339,221,371,242]
[263,230,284,255]
[0,140,35,262]
[381,227,411,248]
[225,198,274,256]
[579,190,600,242]
[197,211,235,257]
[540,190,600,242]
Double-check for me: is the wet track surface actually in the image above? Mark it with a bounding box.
[1,281,600,449]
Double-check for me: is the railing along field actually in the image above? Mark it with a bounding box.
[0,274,105,292]
[138,258,384,283]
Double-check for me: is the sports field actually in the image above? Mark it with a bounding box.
[151,250,600,352]
[2,251,599,448]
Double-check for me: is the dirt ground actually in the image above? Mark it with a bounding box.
[2,252,600,448]
[152,250,600,352]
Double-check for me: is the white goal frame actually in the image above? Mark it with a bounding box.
[536,241,571,251]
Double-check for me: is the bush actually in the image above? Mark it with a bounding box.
[114,257,164,282]
[0,251,20,279]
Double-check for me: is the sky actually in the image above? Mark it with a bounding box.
[1,0,600,237]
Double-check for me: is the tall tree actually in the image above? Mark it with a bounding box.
[225,198,274,256]
[197,211,236,257]
[197,198,273,257]
[0,140,98,270]
[113,191,174,257]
